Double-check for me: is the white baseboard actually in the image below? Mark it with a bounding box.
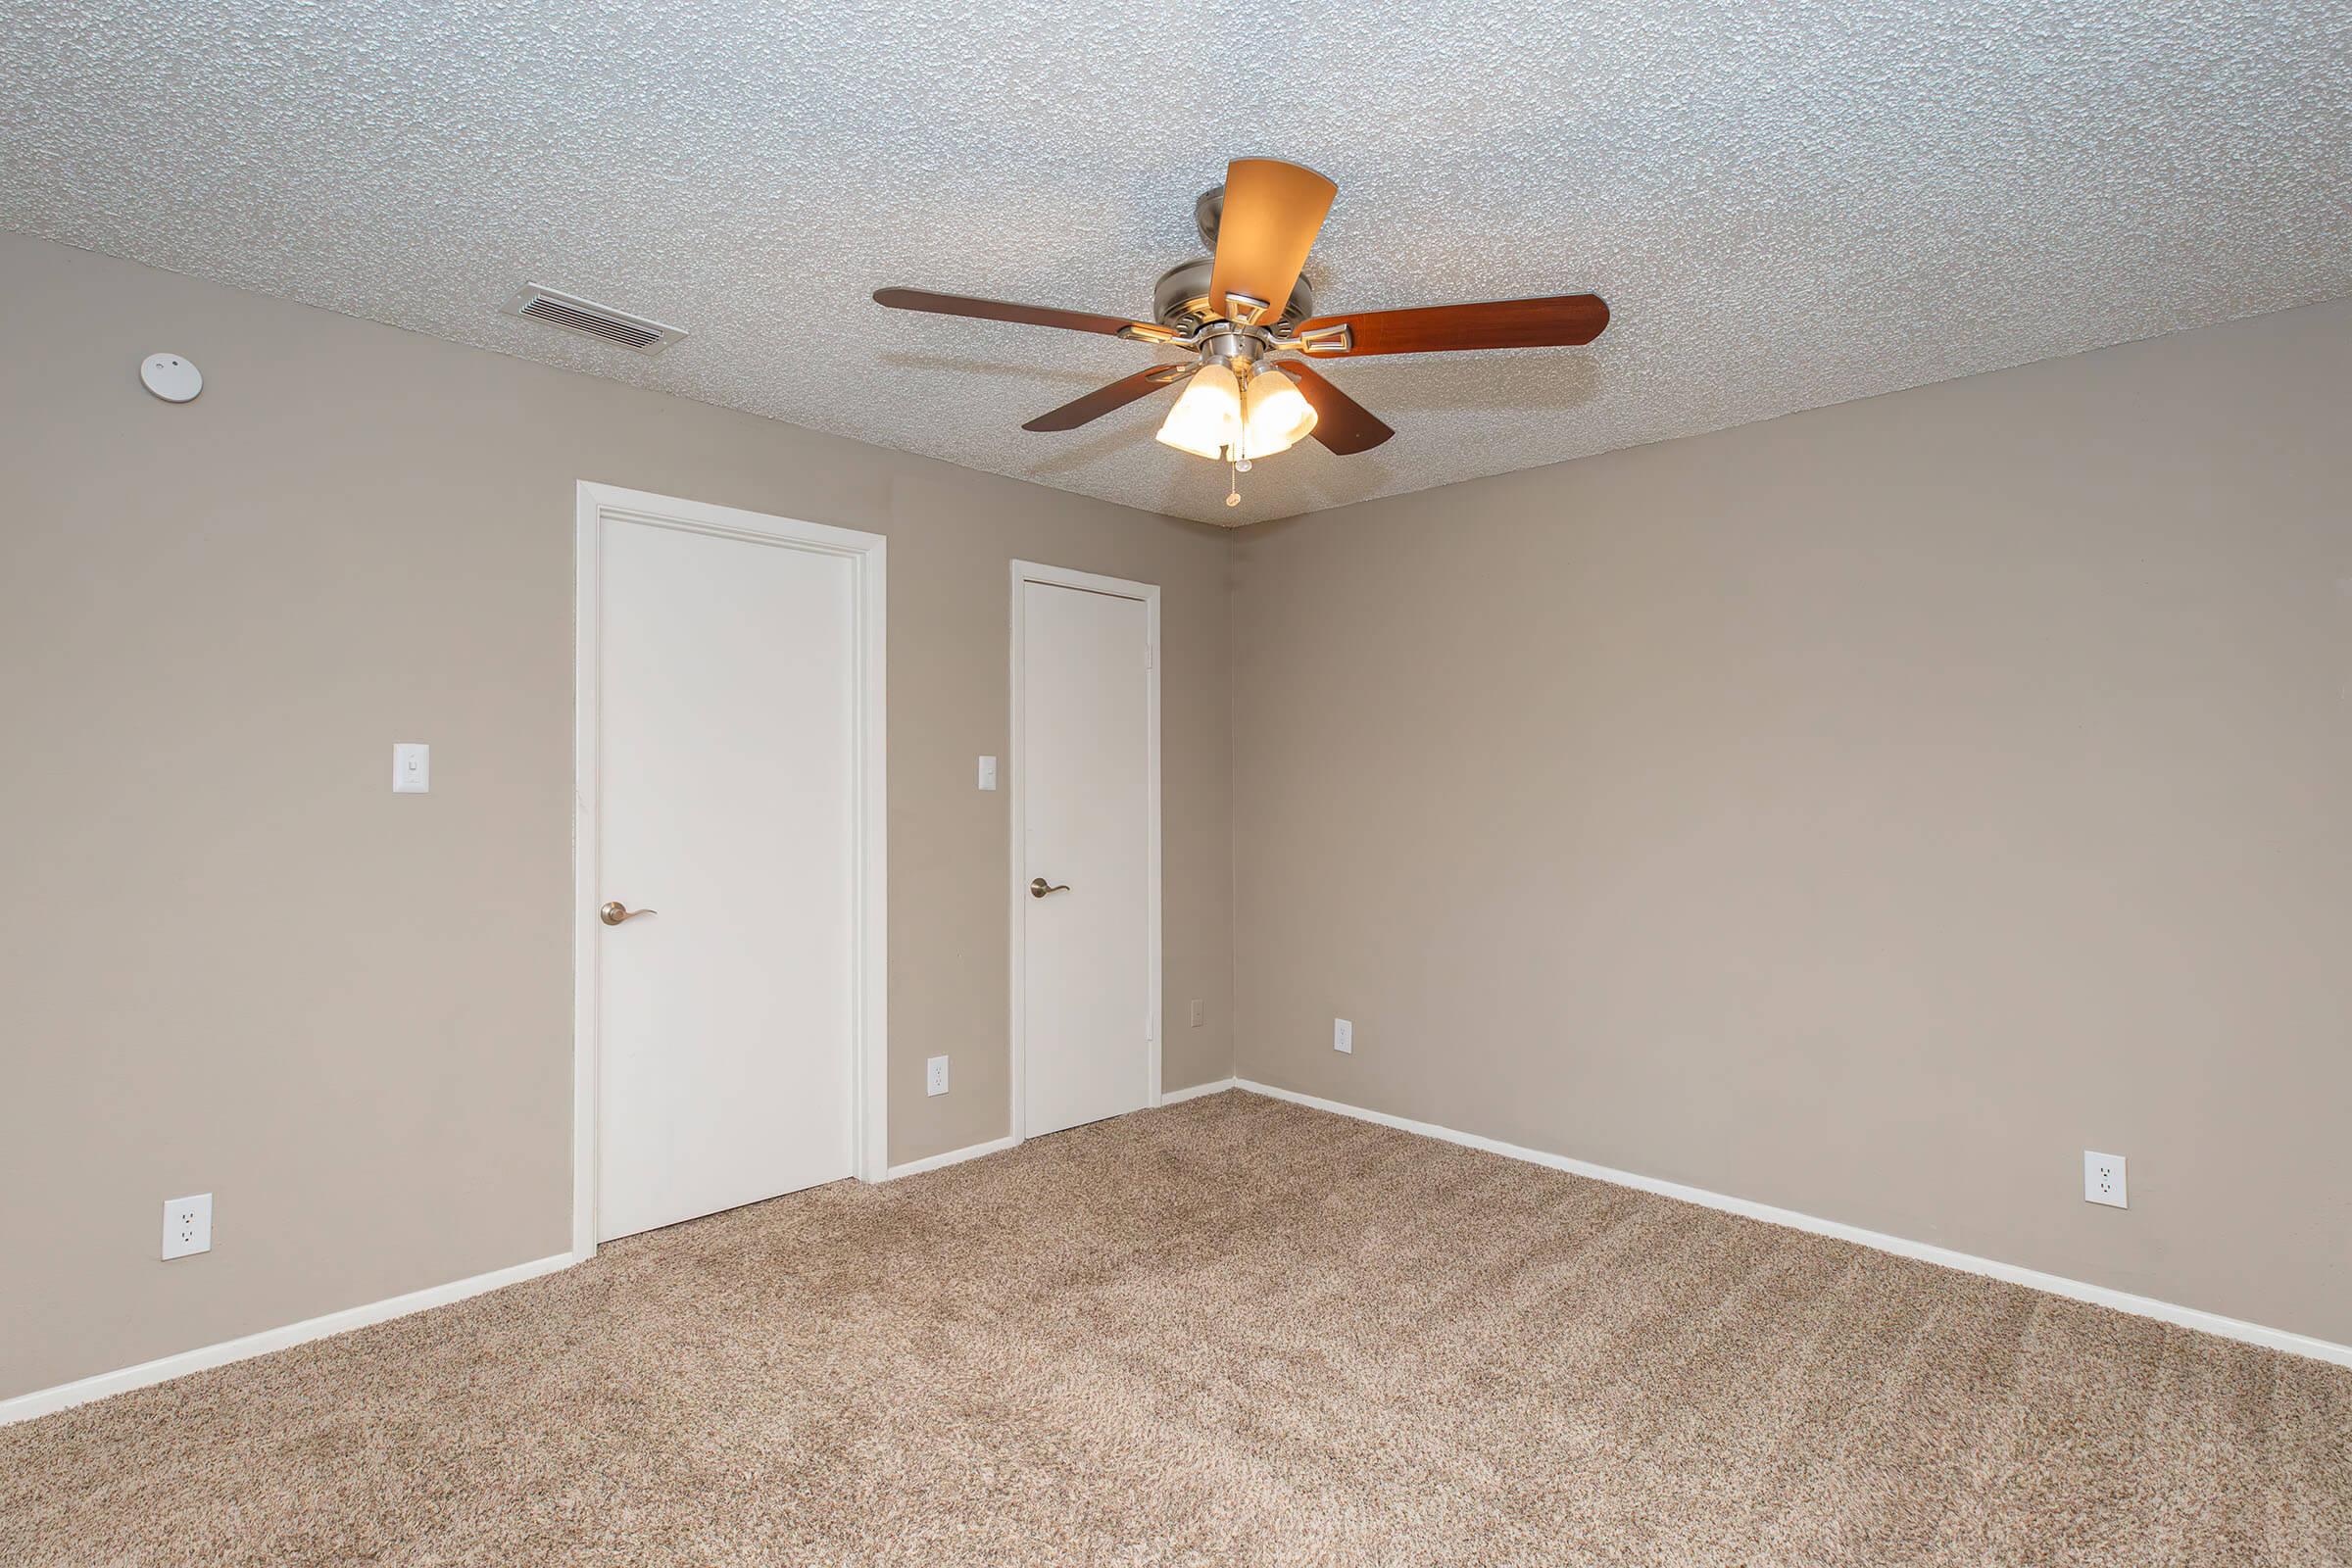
[24,1082,2331,1429]
[1234,1079,2352,1370]
[884,1084,1238,1179]
[884,1134,1019,1181]
[0,1250,577,1427]
[1158,1076,1237,1105]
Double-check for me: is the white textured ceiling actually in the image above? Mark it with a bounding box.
[5,3,2348,525]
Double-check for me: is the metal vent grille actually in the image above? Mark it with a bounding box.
[502,285,685,354]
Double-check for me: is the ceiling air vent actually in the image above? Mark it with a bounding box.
[502,284,686,355]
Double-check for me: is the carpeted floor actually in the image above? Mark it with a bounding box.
[4,1091,2347,1566]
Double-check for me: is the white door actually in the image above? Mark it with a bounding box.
[591,503,869,1242]
[1015,569,1157,1139]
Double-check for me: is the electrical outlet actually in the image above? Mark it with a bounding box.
[926,1055,950,1097]
[162,1193,212,1259]
[2083,1151,2128,1208]
[1188,999,1203,1028]
[1334,1018,1353,1054]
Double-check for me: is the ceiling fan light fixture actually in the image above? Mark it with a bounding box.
[1155,362,1243,460]
[873,154,1607,501]
[1242,368,1318,459]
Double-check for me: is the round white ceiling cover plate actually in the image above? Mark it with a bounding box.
[140,353,202,403]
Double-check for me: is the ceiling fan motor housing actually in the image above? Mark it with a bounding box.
[1153,255,1316,336]
[1153,184,1316,335]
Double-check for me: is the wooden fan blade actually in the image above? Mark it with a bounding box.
[1022,365,1192,432]
[1278,362,1394,455]
[1295,294,1609,356]
[1206,159,1337,325]
[873,287,1156,339]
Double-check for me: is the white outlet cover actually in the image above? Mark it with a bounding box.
[1334,1018,1353,1054]
[2084,1151,2128,1208]
[926,1054,950,1096]
[162,1192,213,1259]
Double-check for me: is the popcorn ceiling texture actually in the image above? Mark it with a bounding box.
[4,1,2347,526]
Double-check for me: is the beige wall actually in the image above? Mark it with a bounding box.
[9,222,2346,1404]
[1231,298,2352,1348]
[0,232,1235,1400]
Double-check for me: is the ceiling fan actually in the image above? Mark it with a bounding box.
[874,158,1609,508]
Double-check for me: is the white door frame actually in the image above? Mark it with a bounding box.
[1006,560,1162,1144]
[573,481,889,1259]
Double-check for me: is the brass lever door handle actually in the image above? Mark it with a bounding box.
[600,901,658,926]
[1029,877,1070,899]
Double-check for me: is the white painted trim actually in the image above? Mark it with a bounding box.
[889,1086,1228,1180]
[1006,561,1164,1148]
[1234,1079,2352,1370]
[574,481,890,1264]
[883,1135,1022,1181]
[0,1252,575,1427]
[890,1086,1228,1180]
[1157,1077,1237,1105]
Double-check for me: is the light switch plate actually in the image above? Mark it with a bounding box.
[2084,1151,2128,1208]
[392,742,430,793]
[1334,1018,1353,1054]
[162,1193,212,1259]
[977,756,998,791]
[1189,999,1204,1028]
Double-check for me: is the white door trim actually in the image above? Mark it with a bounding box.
[1007,560,1162,1145]
[573,481,889,1260]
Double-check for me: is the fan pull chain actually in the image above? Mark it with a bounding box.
[1226,400,1251,508]
[1234,368,1253,472]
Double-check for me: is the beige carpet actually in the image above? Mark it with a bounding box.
[4,1091,2347,1566]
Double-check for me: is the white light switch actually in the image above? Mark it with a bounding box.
[392,742,430,793]
[977,756,998,791]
